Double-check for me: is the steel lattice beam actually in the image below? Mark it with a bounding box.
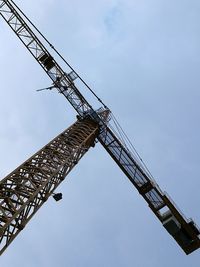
[98,126,200,254]
[0,118,99,255]
[0,0,200,256]
[0,0,93,115]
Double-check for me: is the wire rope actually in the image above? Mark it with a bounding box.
[10,0,154,180]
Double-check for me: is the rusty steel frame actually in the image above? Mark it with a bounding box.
[0,118,99,255]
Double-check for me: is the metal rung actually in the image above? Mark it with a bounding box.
[16,24,25,33]
[0,2,5,9]
[26,39,34,47]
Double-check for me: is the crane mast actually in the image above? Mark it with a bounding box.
[0,119,99,255]
[0,0,200,256]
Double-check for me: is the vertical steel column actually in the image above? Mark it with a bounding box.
[0,118,99,255]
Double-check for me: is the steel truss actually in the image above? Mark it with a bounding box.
[0,0,92,115]
[98,126,200,255]
[0,118,99,255]
[0,0,200,255]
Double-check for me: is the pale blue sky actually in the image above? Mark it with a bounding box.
[0,0,200,266]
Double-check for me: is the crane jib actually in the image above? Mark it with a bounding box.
[0,0,92,115]
[0,0,200,256]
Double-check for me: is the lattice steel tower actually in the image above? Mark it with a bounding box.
[0,0,200,256]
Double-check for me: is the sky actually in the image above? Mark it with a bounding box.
[0,0,200,266]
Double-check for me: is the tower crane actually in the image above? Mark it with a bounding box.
[0,0,200,256]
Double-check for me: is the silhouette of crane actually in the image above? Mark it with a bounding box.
[0,0,199,256]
